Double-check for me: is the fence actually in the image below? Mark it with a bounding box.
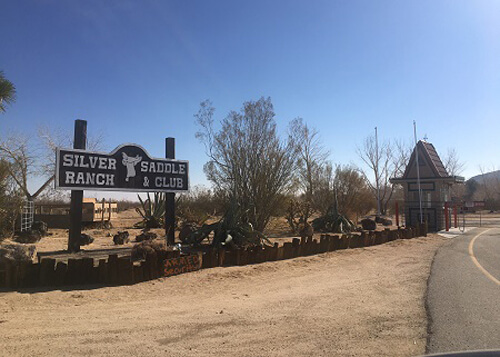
[0,224,427,290]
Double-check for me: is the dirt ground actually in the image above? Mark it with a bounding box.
[0,233,446,357]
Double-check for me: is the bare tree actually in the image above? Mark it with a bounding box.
[0,126,104,202]
[475,165,500,210]
[356,135,410,216]
[311,162,335,215]
[442,148,466,176]
[288,118,329,219]
[195,97,297,232]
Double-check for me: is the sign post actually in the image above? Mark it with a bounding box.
[165,137,175,246]
[68,119,87,252]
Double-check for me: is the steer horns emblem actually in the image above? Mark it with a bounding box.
[122,152,142,182]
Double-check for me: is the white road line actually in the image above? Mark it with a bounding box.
[468,228,500,286]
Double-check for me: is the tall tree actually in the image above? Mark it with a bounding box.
[0,71,16,113]
[357,135,410,216]
[195,97,297,232]
[288,118,329,218]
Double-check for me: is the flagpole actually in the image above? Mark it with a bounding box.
[413,121,423,224]
[375,126,381,218]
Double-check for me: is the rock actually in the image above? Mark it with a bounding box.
[299,222,313,240]
[382,218,392,226]
[79,233,94,246]
[361,218,377,231]
[131,243,156,261]
[14,230,42,243]
[113,231,130,245]
[31,221,48,236]
[179,223,198,243]
[374,216,384,223]
[136,230,157,242]
[131,240,167,261]
[0,244,36,263]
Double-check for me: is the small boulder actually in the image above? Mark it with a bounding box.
[131,240,167,261]
[381,218,392,226]
[361,218,377,231]
[179,223,198,243]
[136,230,157,242]
[113,231,130,245]
[79,233,94,246]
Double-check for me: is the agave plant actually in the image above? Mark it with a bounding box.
[134,192,166,229]
[180,199,270,248]
[312,204,356,234]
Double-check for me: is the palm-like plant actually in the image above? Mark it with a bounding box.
[0,71,16,113]
[180,199,269,248]
[135,192,166,229]
[312,204,356,234]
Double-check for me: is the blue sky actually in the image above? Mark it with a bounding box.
[1,0,499,199]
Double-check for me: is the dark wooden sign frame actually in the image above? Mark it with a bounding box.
[63,119,185,251]
[55,145,189,192]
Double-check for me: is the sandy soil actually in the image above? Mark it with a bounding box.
[0,234,446,357]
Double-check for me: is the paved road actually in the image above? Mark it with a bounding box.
[427,227,500,354]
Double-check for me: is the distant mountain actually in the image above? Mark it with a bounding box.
[468,170,500,183]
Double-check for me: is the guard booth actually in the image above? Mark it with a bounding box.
[390,140,464,232]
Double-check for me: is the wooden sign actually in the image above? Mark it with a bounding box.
[163,254,202,277]
[55,144,189,192]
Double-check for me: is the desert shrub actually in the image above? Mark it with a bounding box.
[285,199,312,234]
[181,199,269,248]
[116,199,141,212]
[14,229,42,243]
[0,244,36,263]
[312,205,356,234]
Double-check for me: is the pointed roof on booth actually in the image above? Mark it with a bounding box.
[401,140,449,179]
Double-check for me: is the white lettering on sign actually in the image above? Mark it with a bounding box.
[140,161,186,174]
[62,153,116,170]
[155,177,184,188]
[65,171,115,186]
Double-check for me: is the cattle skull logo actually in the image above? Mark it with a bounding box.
[122,152,142,182]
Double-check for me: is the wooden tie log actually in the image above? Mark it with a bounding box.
[55,261,68,286]
[17,261,32,288]
[348,234,360,249]
[107,254,119,284]
[81,258,94,285]
[218,249,225,267]
[98,259,108,284]
[273,243,280,261]
[118,257,134,285]
[282,242,293,260]
[240,248,249,265]
[133,263,144,283]
[338,235,349,250]
[292,238,301,258]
